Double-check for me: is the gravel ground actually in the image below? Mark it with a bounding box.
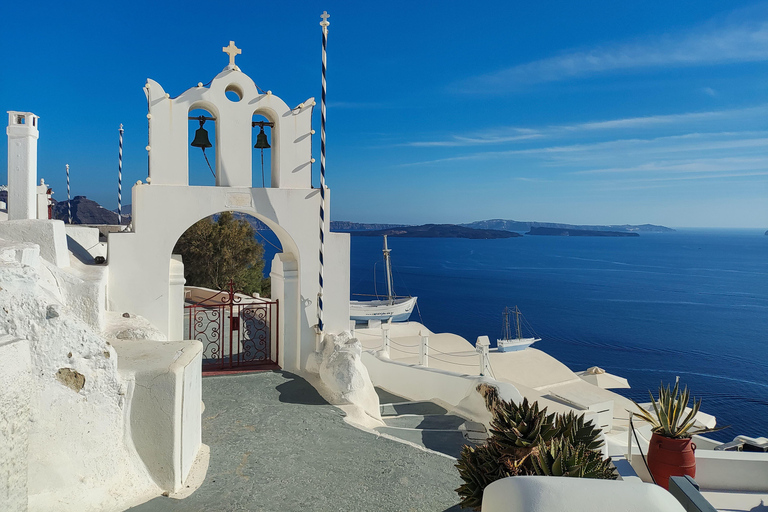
[128,371,462,512]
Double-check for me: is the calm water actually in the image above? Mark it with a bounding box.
[260,229,768,441]
[348,230,768,442]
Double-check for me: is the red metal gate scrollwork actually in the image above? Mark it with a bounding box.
[184,280,279,371]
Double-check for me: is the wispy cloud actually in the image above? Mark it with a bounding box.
[452,18,768,92]
[574,157,768,175]
[398,132,768,170]
[400,105,768,149]
[406,128,542,147]
[563,105,768,131]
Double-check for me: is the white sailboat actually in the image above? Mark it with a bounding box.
[350,235,417,323]
[497,306,540,352]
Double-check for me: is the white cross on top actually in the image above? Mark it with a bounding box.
[223,41,241,68]
[320,11,330,27]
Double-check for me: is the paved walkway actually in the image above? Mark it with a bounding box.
[128,371,461,512]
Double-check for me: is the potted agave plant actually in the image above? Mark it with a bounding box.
[632,381,726,490]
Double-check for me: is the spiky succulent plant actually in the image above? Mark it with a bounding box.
[489,397,558,455]
[455,396,617,508]
[455,441,523,511]
[632,381,727,439]
[556,411,604,451]
[530,438,617,479]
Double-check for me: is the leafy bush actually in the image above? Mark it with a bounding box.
[173,211,270,297]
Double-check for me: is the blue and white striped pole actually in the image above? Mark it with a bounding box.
[317,11,330,333]
[66,164,71,224]
[118,124,123,225]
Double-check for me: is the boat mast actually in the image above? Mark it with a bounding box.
[502,306,511,340]
[515,306,522,340]
[383,235,394,304]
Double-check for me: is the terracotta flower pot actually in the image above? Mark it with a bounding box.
[647,432,696,489]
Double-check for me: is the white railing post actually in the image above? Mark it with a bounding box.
[382,322,391,357]
[419,330,429,367]
[314,325,323,352]
[349,320,356,338]
[476,336,491,376]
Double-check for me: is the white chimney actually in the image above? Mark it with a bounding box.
[7,111,40,220]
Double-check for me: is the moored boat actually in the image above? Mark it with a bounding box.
[350,235,417,323]
[497,306,540,352]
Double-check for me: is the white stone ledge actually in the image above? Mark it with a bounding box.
[0,219,69,267]
[482,476,686,512]
[111,339,203,493]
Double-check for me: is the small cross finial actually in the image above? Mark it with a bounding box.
[320,11,330,28]
[223,41,241,68]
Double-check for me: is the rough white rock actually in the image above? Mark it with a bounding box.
[102,311,167,341]
[0,238,158,512]
[306,332,383,425]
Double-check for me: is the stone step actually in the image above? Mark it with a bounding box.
[383,413,466,430]
[379,401,448,417]
[374,427,473,458]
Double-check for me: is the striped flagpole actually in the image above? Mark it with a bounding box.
[66,164,71,224]
[317,11,330,333]
[118,124,123,225]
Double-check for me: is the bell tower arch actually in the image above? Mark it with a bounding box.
[107,43,350,372]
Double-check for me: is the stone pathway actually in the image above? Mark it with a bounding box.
[128,371,461,512]
[374,389,487,459]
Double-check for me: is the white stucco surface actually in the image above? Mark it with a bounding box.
[111,339,203,492]
[0,219,70,267]
[362,349,524,427]
[0,335,32,512]
[102,311,167,341]
[358,321,632,432]
[482,476,686,512]
[65,225,102,264]
[627,450,768,492]
[0,236,159,512]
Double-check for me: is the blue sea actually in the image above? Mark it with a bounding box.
[264,229,768,442]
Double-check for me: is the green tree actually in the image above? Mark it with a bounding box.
[173,212,270,297]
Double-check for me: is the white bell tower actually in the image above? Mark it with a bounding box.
[6,111,40,220]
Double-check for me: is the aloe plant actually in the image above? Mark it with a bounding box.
[556,411,604,451]
[456,396,617,509]
[490,397,558,455]
[455,441,522,511]
[531,438,617,479]
[632,381,727,439]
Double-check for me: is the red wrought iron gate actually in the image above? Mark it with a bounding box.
[184,281,279,371]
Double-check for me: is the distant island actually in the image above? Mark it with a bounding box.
[461,219,674,233]
[527,227,640,237]
[345,224,521,239]
[1,192,676,239]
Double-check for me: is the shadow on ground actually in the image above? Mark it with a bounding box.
[274,371,327,405]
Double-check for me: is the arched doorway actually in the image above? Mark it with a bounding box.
[173,211,282,371]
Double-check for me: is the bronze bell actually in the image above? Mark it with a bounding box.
[254,126,270,149]
[191,118,212,148]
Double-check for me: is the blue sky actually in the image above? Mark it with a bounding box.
[1,1,767,228]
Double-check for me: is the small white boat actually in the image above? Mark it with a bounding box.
[497,306,540,352]
[350,235,417,323]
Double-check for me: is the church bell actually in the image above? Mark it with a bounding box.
[254,126,271,149]
[191,117,212,149]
